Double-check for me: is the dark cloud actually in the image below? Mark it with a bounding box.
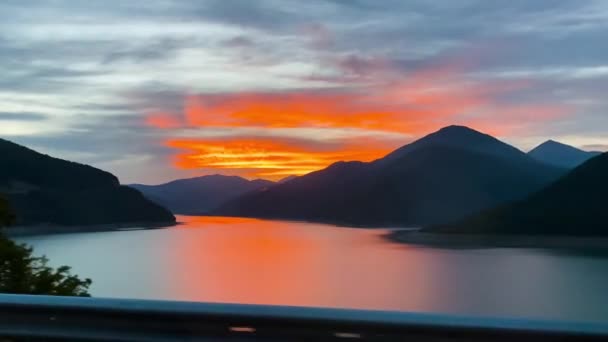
[0,112,47,121]
[101,38,191,65]
[68,103,135,113]
[221,36,255,48]
[335,55,389,77]
[189,0,298,31]
[0,66,106,93]
[126,88,186,114]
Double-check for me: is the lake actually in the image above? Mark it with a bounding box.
[14,215,608,324]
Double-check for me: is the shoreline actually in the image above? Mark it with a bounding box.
[2,221,178,237]
[387,230,608,249]
[7,214,607,251]
[201,213,417,230]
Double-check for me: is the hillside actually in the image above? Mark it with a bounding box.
[427,152,608,236]
[528,140,600,168]
[213,126,566,227]
[0,138,175,226]
[130,175,275,214]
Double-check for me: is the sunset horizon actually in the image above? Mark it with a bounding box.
[2,1,607,184]
[3,3,608,337]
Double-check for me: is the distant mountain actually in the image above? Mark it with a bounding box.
[528,140,601,168]
[428,153,608,236]
[214,126,567,227]
[130,175,275,214]
[278,175,298,184]
[0,138,175,226]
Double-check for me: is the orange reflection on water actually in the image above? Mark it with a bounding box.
[163,216,444,311]
[19,215,603,320]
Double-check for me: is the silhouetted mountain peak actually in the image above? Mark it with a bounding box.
[436,125,483,135]
[382,125,526,163]
[529,140,600,169]
[534,139,576,151]
[429,125,502,144]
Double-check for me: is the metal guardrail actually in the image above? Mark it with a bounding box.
[1,294,608,341]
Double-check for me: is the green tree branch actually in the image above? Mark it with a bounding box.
[1,196,92,296]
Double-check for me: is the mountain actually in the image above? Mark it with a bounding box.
[528,140,601,168]
[213,126,567,227]
[130,175,275,214]
[278,175,298,184]
[381,125,526,164]
[428,153,608,236]
[0,138,175,226]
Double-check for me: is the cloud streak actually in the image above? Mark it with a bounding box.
[165,136,401,179]
[145,55,570,178]
[0,112,47,121]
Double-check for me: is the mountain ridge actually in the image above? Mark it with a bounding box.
[130,175,275,215]
[528,139,600,168]
[0,138,175,227]
[427,152,608,236]
[213,126,566,227]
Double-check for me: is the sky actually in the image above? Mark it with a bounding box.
[1,0,608,184]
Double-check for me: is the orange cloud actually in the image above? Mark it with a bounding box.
[147,64,550,135]
[146,112,183,129]
[144,55,571,179]
[165,136,402,180]
[153,63,485,134]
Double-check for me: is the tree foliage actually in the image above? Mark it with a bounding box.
[0,196,92,296]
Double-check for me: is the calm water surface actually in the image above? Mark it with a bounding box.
[15,215,608,323]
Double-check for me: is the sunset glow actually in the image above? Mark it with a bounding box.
[145,113,183,129]
[146,59,569,180]
[165,137,401,179]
